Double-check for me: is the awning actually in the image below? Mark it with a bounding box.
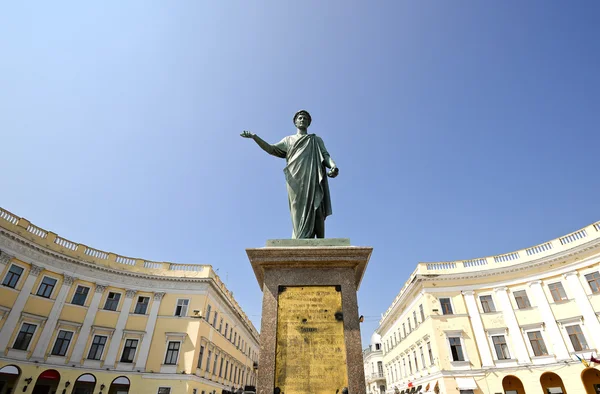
[455,378,477,390]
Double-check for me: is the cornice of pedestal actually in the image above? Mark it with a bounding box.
[246,243,373,290]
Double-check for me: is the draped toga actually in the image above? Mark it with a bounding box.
[270,134,333,239]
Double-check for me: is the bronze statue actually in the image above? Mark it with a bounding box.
[241,110,339,238]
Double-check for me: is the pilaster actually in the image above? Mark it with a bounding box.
[135,292,165,370]
[461,290,494,367]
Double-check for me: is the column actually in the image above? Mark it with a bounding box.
[527,280,571,360]
[564,271,600,350]
[31,275,76,360]
[135,292,164,370]
[104,289,136,366]
[493,287,531,364]
[0,264,43,352]
[69,284,106,363]
[462,291,494,367]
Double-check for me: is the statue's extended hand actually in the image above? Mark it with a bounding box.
[328,167,339,178]
[240,130,255,139]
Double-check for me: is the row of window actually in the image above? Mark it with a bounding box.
[204,304,258,362]
[384,304,426,353]
[387,341,433,382]
[445,324,589,364]
[197,344,253,387]
[13,323,139,363]
[440,273,600,316]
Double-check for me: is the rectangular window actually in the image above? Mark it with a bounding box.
[13,323,36,350]
[427,342,433,365]
[197,345,204,369]
[164,341,180,365]
[51,330,73,356]
[225,323,229,337]
[413,350,418,371]
[120,339,138,363]
[413,311,418,327]
[205,304,212,321]
[402,323,406,337]
[393,332,397,345]
[175,299,189,317]
[449,337,464,361]
[219,318,223,333]
[585,272,600,294]
[206,350,212,372]
[134,296,149,314]
[103,292,121,311]
[527,331,548,356]
[213,354,218,374]
[3,264,24,289]
[408,358,412,374]
[71,285,89,306]
[407,318,412,333]
[219,357,224,377]
[225,361,229,380]
[440,298,453,315]
[492,335,510,360]
[158,389,171,394]
[213,311,218,327]
[479,295,496,312]
[566,325,589,351]
[513,290,531,309]
[36,276,57,298]
[234,332,237,344]
[548,282,568,302]
[420,346,426,368]
[419,304,425,322]
[87,335,107,360]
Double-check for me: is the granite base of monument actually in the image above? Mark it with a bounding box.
[246,239,372,394]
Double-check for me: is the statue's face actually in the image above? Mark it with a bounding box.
[295,113,310,128]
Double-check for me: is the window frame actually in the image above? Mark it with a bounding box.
[439,297,454,315]
[585,271,600,294]
[71,285,90,306]
[491,335,511,360]
[419,304,425,322]
[13,322,37,351]
[526,330,549,357]
[2,263,25,289]
[51,329,74,357]
[103,291,122,311]
[164,340,181,365]
[36,275,59,298]
[548,282,568,302]
[157,388,172,394]
[479,294,496,313]
[197,345,205,369]
[174,298,190,317]
[513,290,531,309]
[565,324,589,352]
[120,338,139,363]
[87,335,108,360]
[134,296,150,315]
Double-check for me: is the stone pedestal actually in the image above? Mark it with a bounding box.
[247,239,372,394]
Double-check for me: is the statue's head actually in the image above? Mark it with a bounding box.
[293,110,312,128]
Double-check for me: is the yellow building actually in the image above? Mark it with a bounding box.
[0,207,259,394]
[377,221,600,394]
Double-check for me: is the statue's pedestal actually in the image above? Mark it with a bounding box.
[247,239,372,394]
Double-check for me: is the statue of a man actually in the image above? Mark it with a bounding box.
[241,110,339,239]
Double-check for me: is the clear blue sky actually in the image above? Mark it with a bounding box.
[1,2,599,346]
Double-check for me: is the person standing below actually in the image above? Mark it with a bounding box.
[240,110,339,239]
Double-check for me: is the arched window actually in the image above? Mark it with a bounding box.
[109,376,131,394]
[581,368,600,394]
[72,373,97,394]
[33,369,61,393]
[540,372,566,394]
[0,364,21,394]
[502,375,525,394]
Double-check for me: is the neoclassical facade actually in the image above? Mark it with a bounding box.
[363,332,386,394]
[377,221,600,394]
[0,207,259,394]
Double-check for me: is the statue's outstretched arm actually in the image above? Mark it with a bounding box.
[240,131,286,158]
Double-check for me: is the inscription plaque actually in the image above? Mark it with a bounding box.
[275,286,348,394]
